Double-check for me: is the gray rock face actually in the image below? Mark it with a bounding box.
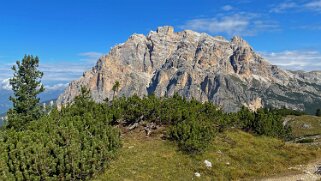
[57,26,321,113]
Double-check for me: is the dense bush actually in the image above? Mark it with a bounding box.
[0,89,121,180]
[111,93,224,126]
[111,94,222,154]
[237,107,292,139]
[169,117,215,154]
[111,94,292,152]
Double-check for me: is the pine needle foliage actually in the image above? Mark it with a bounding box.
[7,55,44,130]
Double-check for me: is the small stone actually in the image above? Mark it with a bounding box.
[204,160,212,168]
[226,162,230,165]
[194,172,201,177]
[302,123,311,129]
[128,146,134,149]
[303,170,309,174]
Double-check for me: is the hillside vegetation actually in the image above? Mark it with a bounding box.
[1,88,320,180]
[95,129,319,181]
[286,115,321,138]
[0,88,121,180]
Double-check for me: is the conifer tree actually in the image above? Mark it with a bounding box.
[316,108,321,117]
[112,81,120,100]
[7,55,45,130]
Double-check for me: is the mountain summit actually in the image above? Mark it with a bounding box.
[57,26,321,113]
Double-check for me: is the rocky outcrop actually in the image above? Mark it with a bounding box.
[57,26,321,113]
[243,98,263,112]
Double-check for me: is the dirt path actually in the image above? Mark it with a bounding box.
[260,158,321,181]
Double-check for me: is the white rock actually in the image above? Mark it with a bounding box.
[194,172,201,177]
[204,160,212,168]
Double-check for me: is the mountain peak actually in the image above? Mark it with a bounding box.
[156,26,174,35]
[57,26,321,113]
[231,36,251,48]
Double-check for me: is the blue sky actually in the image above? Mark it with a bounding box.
[1,0,321,89]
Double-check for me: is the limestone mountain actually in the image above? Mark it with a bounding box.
[57,26,321,113]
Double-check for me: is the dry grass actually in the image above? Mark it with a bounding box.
[287,115,321,137]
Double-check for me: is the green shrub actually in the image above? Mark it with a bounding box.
[0,88,121,180]
[316,108,321,117]
[169,118,216,154]
[237,107,292,139]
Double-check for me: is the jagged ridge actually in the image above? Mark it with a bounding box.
[57,26,321,113]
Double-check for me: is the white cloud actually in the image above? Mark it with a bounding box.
[1,77,69,91]
[180,13,278,36]
[39,62,92,82]
[222,5,233,11]
[0,53,100,85]
[1,78,11,90]
[78,52,103,62]
[270,2,297,13]
[271,0,321,13]
[299,24,321,30]
[304,0,321,12]
[45,83,69,91]
[260,50,321,71]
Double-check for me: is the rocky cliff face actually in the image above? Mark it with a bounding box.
[57,26,321,113]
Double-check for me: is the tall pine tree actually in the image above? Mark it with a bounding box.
[7,55,45,130]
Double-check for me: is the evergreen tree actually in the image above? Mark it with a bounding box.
[7,55,45,130]
[112,81,120,100]
[316,108,321,117]
[72,86,93,116]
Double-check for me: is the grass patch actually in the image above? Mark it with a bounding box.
[94,129,320,180]
[287,115,321,137]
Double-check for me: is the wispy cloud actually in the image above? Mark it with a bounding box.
[305,0,321,12]
[299,24,321,30]
[180,13,278,36]
[1,78,68,92]
[271,0,321,13]
[260,50,321,71]
[222,5,234,11]
[39,62,93,82]
[0,53,101,86]
[78,52,103,62]
[270,1,297,13]
[0,78,11,90]
[45,83,69,91]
